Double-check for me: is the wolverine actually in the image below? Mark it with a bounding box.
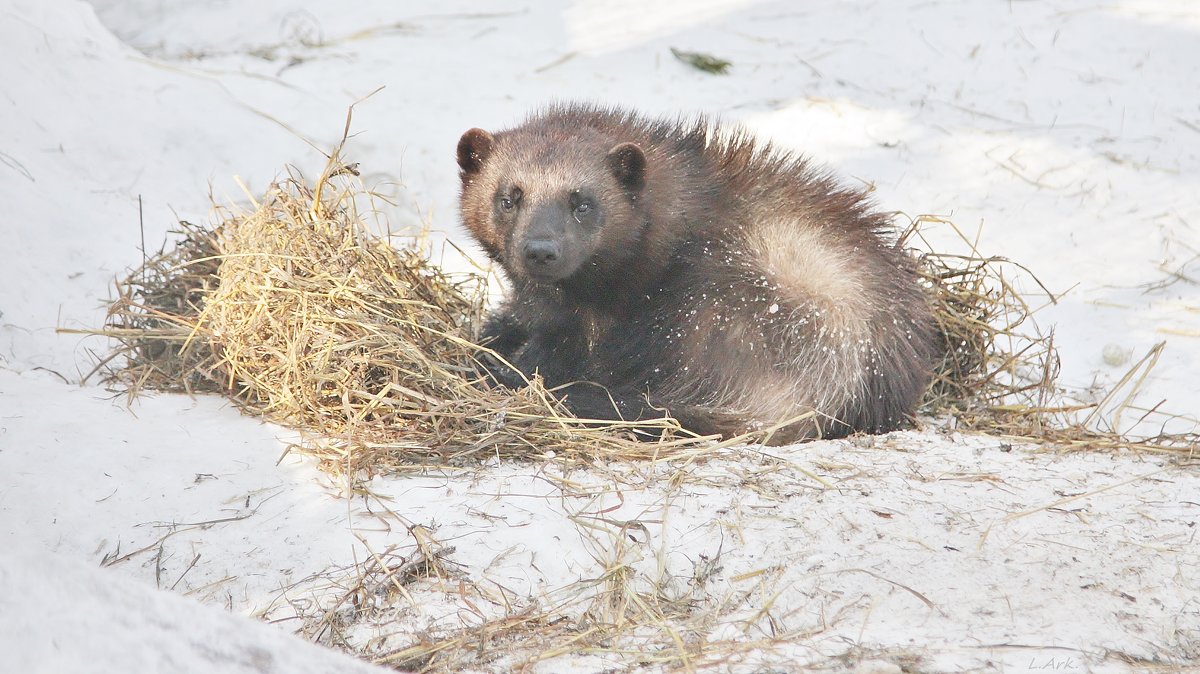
[457,103,935,443]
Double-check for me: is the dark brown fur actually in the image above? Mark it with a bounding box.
[457,103,935,443]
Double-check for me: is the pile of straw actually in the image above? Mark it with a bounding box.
[905,216,1059,422]
[906,218,1197,457]
[93,150,1196,477]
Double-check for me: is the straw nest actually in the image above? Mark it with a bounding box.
[92,150,1197,478]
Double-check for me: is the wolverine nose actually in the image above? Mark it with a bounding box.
[523,240,560,266]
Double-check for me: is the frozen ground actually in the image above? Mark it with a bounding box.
[1,0,1198,672]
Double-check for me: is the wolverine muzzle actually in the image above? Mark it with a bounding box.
[522,238,569,280]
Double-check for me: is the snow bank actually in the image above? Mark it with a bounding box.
[0,548,395,674]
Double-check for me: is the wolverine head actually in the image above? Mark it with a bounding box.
[456,124,647,285]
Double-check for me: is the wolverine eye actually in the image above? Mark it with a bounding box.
[569,190,593,220]
[498,187,523,213]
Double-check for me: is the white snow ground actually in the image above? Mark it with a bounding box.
[1,0,1198,672]
[0,547,393,674]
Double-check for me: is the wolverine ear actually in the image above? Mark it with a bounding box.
[457,128,495,174]
[606,142,646,193]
